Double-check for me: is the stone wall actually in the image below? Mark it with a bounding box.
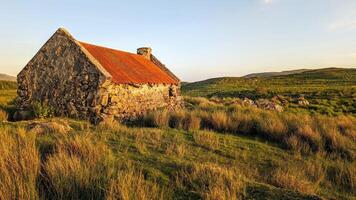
[17,29,106,119]
[97,82,182,122]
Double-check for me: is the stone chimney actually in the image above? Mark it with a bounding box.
[137,47,152,60]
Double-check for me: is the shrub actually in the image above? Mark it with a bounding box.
[32,101,54,118]
[193,131,220,150]
[0,128,40,199]
[175,163,245,200]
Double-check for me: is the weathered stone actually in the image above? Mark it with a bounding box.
[255,99,284,112]
[298,99,310,107]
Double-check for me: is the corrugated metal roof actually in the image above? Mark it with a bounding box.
[79,41,179,84]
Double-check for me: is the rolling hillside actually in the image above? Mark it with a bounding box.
[0,73,16,82]
[243,69,311,78]
[182,68,356,115]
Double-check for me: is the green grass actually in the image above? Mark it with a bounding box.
[0,119,354,199]
[0,80,16,90]
[182,68,356,115]
[0,69,355,199]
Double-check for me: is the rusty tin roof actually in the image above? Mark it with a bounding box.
[79,41,178,85]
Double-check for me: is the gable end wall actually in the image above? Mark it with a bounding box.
[17,29,107,119]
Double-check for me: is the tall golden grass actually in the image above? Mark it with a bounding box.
[0,108,8,121]
[175,163,245,200]
[42,134,116,199]
[0,128,40,200]
[139,100,356,159]
[107,168,164,200]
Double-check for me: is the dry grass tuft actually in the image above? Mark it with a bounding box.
[0,128,40,199]
[255,112,287,141]
[193,131,220,150]
[96,119,128,132]
[107,168,164,200]
[175,163,245,200]
[164,134,186,157]
[182,111,201,131]
[168,110,186,129]
[0,108,8,121]
[43,134,115,199]
[326,160,356,194]
[210,111,229,132]
[143,110,170,128]
[270,165,317,195]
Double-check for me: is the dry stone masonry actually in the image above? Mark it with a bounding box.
[17,28,182,123]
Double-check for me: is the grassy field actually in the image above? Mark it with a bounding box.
[0,72,355,200]
[182,68,356,116]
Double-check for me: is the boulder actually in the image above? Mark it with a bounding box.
[255,99,284,112]
[298,99,310,107]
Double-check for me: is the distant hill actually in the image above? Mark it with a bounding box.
[243,69,311,78]
[0,73,16,82]
[182,68,356,115]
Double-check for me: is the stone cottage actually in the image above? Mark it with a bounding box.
[17,28,182,122]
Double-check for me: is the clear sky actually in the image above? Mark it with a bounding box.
[1,0,356,81]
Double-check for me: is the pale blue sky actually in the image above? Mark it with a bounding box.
[1,0,356,81]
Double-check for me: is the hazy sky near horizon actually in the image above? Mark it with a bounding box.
[1,0,356,81]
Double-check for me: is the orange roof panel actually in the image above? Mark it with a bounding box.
[79,41,178,84]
